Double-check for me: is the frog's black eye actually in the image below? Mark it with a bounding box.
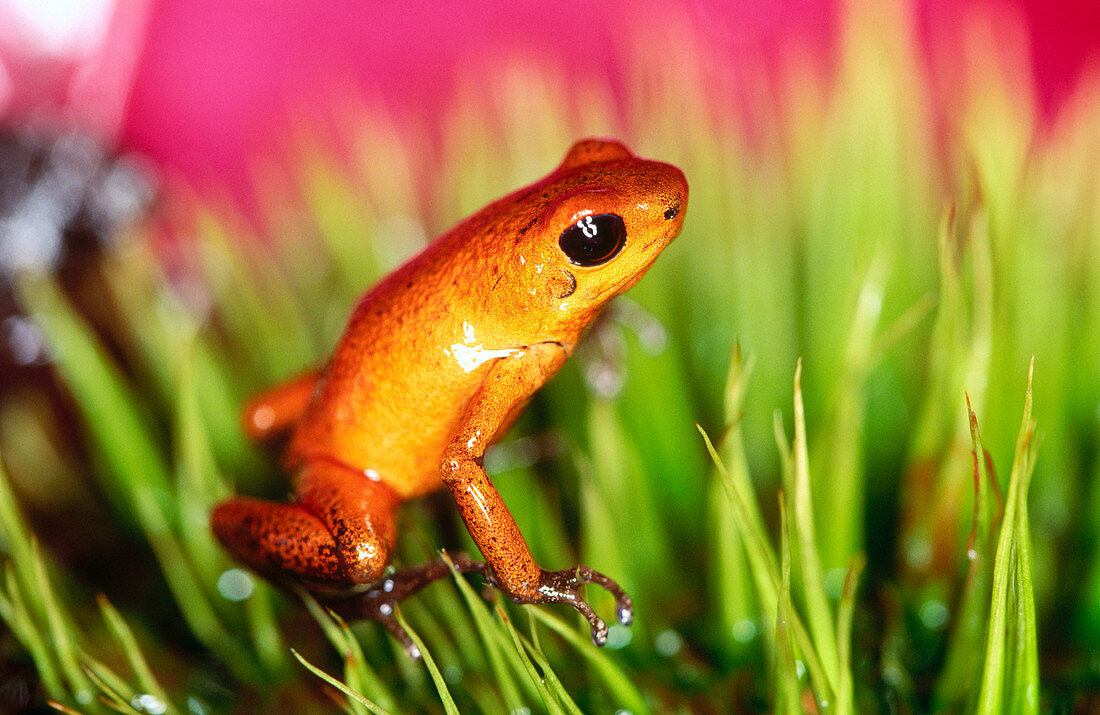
[558,213,626,267]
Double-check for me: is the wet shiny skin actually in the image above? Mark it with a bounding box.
[211,139,688,650]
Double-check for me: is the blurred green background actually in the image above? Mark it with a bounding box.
[1,0,1099,712]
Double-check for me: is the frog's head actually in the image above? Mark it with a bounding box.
[503,138,688,334]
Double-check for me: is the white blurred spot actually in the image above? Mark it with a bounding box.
[731,619,757,643]
[919,599,949,630]
[583,361,624,398]
[654,628,683,657]
[904,536,932,570]
[606,623,632,649]
[4,0,115,55]
[216,568,254,602]
[131,694,168,715]
[0,212,63,273]
[442,665,462,684]
[4,316,46,365]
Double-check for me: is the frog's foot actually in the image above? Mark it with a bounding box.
[506,566,634,647]
[321,553,488,659]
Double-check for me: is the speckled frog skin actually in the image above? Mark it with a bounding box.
[212,139,688,651]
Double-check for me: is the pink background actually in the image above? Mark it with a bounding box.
[5,0,1099,195]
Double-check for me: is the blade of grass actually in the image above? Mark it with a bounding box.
[816,256,887,575]
[585,398,672,588]
[577,454,635,640]
[78,665,133,713]
[496,605,564,715]
[445,553,530,711]
[244,582,289,679]
[393,607,460,715]
[976,361,1038,712]
[700,420,836,702]
[334,613,397,714]
[1,565,64,696]
[78,655,137,709]
[934,394,1001,708]
[528,607,650,715]
[291,648,390,715]
[524,610,584,715]
[1008,391,1040,714]
[697,425,778,629]
[172,340,234,585]
[775,497,801,715]
[32,540,95,701]
[791,361,839,688]
[127,472,261,683]
[0,452,39,601]
[708,347,769,652]
[17,276,175,526]
[300,594,397,711]
[193,209,316,382]
[834,555,865,715]
[95,595,171,711]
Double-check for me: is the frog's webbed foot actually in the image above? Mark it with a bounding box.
[504,566,634,647]
[319,553,488,660]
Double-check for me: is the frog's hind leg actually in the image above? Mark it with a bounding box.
[241,368,320,442]
[211,458,399,588]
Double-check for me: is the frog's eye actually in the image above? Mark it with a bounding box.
[558,213,626,267]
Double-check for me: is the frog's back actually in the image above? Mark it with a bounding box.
[282,238,482,496]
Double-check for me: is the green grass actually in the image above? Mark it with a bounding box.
[2,0,1099,710]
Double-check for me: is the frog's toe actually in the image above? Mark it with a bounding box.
[533,565,634,647]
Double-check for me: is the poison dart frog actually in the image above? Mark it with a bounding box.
[212,139,688,654]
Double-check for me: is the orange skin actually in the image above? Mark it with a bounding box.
[212,139,688,651]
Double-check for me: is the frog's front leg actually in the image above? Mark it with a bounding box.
[440,341,634,646]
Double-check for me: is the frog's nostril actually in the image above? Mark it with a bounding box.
[663,204,679,221]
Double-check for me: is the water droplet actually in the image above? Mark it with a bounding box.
[216,569,255,601]
[919,599,949,630]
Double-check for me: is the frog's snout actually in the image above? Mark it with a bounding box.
[657,163,689,228]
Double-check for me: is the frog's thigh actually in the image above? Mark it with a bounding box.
[211,461,399,586]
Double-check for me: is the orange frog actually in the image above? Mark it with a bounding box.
[212,139,688,654]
